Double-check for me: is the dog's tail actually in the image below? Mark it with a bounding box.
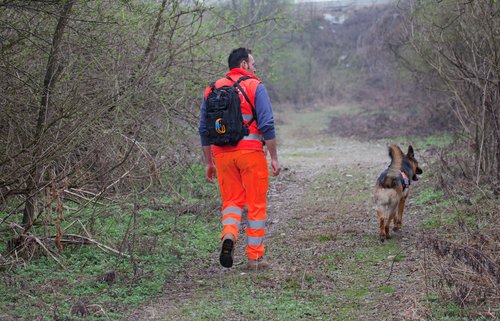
[382,144,403,188]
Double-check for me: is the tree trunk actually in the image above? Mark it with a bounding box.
[142,0,168,66]
[23,0,76,227]
[488,100,500,196]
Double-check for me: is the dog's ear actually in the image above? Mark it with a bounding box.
[407,145,414,158]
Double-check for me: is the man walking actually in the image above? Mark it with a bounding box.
[199,47,280,270]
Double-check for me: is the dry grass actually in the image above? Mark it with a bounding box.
[422,146,500,319]
[424,232,499,308]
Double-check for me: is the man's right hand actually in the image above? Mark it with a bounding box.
[271,158,281,176]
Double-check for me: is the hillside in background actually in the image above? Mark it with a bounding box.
[269,1,455,139]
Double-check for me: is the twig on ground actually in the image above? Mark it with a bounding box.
[52,234,130,258]
[301,267,307,291]
[62,220,92,238]
[385,243,415,283]
[88,304,110,321]
[30,236,66,269]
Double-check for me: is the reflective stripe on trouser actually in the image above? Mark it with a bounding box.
[214,149,269,260]
[221,205,242,240]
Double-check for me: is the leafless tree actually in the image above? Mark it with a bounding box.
[0,0,287,236]
[402,0,499,194]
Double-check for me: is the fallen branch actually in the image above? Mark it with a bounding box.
[30,235,66,269]
[62,220,92,238]
[0,253,24,269]
[385,243,414,283]
[63,189,105,205]
[87,304,110,321]
[60,234,130,258]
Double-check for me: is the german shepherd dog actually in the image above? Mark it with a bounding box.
[374,145,423,242]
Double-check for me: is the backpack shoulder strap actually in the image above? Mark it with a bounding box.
[232,76,258,125]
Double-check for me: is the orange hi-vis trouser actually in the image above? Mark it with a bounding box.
[213,149,269,260]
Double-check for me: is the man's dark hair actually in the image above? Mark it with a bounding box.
[228,47,252,70]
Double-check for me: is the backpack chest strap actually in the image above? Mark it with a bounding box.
[226,76,258,125]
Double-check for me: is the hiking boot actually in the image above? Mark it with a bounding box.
[247,257,270,270]
[219,233,235,268]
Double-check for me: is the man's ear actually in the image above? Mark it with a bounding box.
[407,145,414,158]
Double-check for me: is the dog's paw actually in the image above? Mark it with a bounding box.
[393,226,400,232]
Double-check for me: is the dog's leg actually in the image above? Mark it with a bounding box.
[376,209,386,242]
[386,210,397,239]
[394,196,407,232]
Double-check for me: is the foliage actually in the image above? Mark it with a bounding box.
[0,163,220,319]
[402,0,500,194]
[413,147,499,319]
[0,0,295,225]
[275,2,456,141]
[0,210,220,319]
[0,0,296,317]
[0,0,293,248]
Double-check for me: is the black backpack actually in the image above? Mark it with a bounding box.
[205,76,257,146]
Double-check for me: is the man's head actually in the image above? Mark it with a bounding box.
[228,47,256,73]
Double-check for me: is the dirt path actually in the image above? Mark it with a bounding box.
[127,104,427,320]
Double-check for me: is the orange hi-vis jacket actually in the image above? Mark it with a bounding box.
[204,68,264,155]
